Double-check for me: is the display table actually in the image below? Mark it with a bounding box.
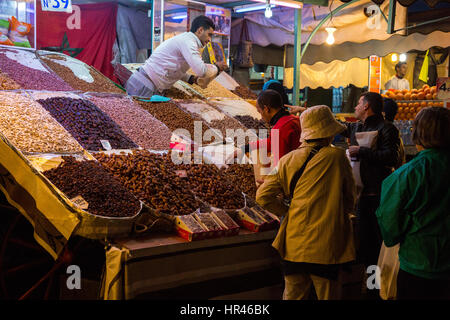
[102,229,281,300]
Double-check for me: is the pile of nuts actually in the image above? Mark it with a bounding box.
[41,55,123,93]
[0,92,83,153]
[43,156,141,217]
[88,96,171,150]
[190,80,240,99]
[221,164,257,199]
[36,97,138,151]
[0,49,73,91]
[95,150,202,216]
[232,85,258,99]
[0,70,21,90]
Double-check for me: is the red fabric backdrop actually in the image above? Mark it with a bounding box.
[37,2,118,81]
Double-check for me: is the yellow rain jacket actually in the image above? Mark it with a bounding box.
[256,142,356,265]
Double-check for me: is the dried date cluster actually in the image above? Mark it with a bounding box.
[37,97,138,151]
[41,55,123,93]
[95,150,202,216]
[43,156,141,217]
[0,92,83,153]
[232,85,258,100]
[221,164,257,199]
[88,96,171,150]
[177,162,246,209]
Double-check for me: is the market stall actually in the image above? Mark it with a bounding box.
[0,44,278,300]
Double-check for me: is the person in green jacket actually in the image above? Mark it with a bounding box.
[376,107,450,300]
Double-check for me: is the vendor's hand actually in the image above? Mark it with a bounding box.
[348,145,360,157]
[288,105,306,114]
[215,61,229,72]
[256,179,265,189]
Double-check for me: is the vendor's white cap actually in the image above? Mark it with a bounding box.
[300,105,346,141]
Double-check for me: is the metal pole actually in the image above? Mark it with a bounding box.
[293,8,302,106]
[387,0,396,34]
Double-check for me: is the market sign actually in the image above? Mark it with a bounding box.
[369,55,382,94]
[41,0,73,13]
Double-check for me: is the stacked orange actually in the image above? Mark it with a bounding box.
[382,85,444,121]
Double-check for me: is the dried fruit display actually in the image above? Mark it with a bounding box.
[95,150,202,216]
[221,164,257,199]
[134,100,216,143]
[43,156,141,218]
[0,70,21,90]
[232,85,258,99]
[88,95,171,150]
[0,48,73,91]
[178,163,246,209]
[234,115,269,131]
[0,92,83,153]
[36,97,138,151]
[41,54,123,93]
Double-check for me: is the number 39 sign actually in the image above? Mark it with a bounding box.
[41,0,72,13]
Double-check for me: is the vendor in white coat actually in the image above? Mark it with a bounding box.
[125,15,228,97]
[384,62,410,91]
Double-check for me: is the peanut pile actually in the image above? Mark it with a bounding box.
[0,92,83,153]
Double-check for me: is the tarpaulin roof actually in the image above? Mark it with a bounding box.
[231,1,408,47]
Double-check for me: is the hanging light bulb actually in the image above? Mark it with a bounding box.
[391,53,398,62]
[325,27,336,45]
[265,0,272,18]
[399,53,407,62]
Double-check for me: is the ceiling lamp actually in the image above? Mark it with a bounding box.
[325,27,336,45]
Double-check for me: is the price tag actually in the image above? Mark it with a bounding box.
[70,195,89,210]
[100,140,112,151]
[41,0,72,13]
[436,77,450,100]
[175,170,188,178]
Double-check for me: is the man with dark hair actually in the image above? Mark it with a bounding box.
[229,89,301,167]
[385,61,410,91]
[126,15,228,97]
[342,92,400,299]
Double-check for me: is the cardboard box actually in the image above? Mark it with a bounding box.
[175,215,208,241]
[211,210,240,237]
[236,207,267,232]
[194,212,226,238]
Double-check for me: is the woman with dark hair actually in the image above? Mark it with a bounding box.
[262,79,305,115]
[376,107,450,300]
